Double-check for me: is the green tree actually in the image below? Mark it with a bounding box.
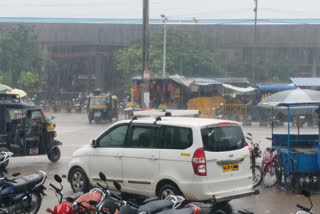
[18,72,40,95]
[115,29,222,91]
[253,57,299,83]
[0,24,54,90]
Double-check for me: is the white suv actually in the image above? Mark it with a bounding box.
[67,116,257,202]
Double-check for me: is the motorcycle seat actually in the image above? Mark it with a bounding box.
[8,172,45,192]
[65,191,83,203]
[156,208,195,214]
[142,196,160,204]
[75,191,102,209]
[138,200,173,214]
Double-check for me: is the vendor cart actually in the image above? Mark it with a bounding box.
[258,88,320,189]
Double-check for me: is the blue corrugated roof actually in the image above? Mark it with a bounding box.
[257,84,296,91]
[290,77,320,87]
[1,17,320,24]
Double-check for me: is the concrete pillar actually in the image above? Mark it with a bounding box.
[95,54,104,90]
[311,48,319,77]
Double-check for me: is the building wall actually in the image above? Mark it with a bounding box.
[1,22,320,92]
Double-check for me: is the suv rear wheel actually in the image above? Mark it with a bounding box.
[158,184,181,199]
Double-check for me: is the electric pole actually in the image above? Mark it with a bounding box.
[141,0,150,108]
[252,0,258,84]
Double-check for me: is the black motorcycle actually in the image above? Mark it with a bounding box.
[0,159,47,214]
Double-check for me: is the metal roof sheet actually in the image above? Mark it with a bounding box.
[192,78,221,86]
[215,78,249,84]
[290,77,320,87]
[257,84,296,91]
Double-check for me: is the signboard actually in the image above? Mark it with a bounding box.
[143,70,150,80]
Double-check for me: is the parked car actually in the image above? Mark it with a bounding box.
[67,116,257,202]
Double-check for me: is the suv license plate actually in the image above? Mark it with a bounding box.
[222,163,239,172]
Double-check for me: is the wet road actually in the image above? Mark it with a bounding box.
[6,112,320,214]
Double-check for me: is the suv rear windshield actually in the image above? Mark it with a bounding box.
[201,126,246,152]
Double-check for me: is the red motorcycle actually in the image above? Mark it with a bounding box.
[46,174,104,214]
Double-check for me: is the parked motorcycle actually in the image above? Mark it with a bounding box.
[293,115,306,128]
[0,170,47,213]
[246,133,263,188]
[0,152,13,177]
[49,171,201,214]
[98,172,201,214]
[46,174,81,214]
[73,98,82,113]
[47,173,107,214]
[267,115,282,127]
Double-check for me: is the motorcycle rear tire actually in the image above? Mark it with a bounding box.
[23,192,42,214]
[253,165,263,188]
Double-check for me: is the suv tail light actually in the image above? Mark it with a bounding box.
[247,144,252,169]
[192,148,207,176]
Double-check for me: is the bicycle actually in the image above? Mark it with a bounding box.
[283,154,296,190]
[261,140,282,187]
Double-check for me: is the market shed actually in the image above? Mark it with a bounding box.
[290,77,320,90]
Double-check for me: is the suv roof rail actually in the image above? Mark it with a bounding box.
[153,116,161,124]
[164,112,172,117]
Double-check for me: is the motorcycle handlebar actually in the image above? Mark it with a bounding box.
[296,204,310,212]
[127,201,139,209]
[49,183,60,192]
[97,182,106,190]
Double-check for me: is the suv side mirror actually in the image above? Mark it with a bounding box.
[91,139,97,147]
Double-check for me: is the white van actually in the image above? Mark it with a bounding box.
[67,116,257,202]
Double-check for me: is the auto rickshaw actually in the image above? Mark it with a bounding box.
[0,93,62,162]
[87,91,119,123]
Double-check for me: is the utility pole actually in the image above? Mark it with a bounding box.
[160,14,168,79]
[252,0,258,84]
[141,0,150,108]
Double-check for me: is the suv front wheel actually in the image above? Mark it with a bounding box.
[158,184,181,199]
[70,167,89,193]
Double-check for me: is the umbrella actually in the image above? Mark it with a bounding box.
[7,88,27,98]
[258,88,320,107]
[257,88,320,117]
[0,84,12,92]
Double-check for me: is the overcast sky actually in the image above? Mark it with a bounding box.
[0,0,320,19]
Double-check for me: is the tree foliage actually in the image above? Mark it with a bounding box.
[18,72,40,95]
[0,24,55,92]
[115,29,222,90]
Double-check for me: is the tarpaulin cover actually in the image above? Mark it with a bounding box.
[222,84,257,93]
